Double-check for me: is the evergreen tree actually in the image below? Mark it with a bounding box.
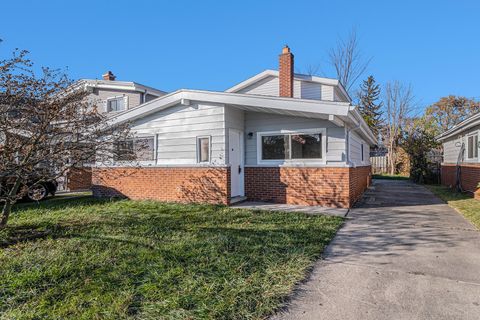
[358,76,383,135]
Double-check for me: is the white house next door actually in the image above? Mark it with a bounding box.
[228,129,244,198]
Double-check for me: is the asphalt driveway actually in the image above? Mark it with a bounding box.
[273,179,480,320]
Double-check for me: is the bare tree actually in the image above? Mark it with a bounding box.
[383,81,415,175]
[329,29,371,95]
[0,50,134,227]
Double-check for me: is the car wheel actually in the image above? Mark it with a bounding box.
[27,184,48,201]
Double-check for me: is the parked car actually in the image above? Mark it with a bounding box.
[0,178,58,201]
[25,180,58,201]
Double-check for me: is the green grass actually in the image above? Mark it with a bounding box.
[425,185,480,229]
[0,197,342,319]
[372,173,410,180]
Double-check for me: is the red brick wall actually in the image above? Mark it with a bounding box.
[245,166,371,208]
[441,164,480,199]
[92,167,230,205]
[279,46,294,97]
[66,167,92,191]
[349,166,372,206]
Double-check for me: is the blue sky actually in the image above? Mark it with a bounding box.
[1,0,479,109]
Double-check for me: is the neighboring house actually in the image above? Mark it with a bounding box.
[60,72,166,191]
[92,46,376,208]
[437,112,480,199]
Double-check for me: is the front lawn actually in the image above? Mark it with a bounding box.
[425,185,480,229]
[0,197,342,319]
[372,173,410,180]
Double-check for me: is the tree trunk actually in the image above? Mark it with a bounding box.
[0,178,22,228]
[0,200,13,227]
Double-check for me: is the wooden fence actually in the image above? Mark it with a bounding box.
[371,155,389,174]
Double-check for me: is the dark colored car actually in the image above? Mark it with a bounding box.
[1,178,58,201]
[25,180,58,201]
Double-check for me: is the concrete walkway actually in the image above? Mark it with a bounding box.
[273,179,480,320]
[231,201,348,217]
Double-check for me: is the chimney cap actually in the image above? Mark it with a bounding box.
[102,71,116,81]
[282,45,291,54]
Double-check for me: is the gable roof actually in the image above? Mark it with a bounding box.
[225,70,351,102]
[106,89,376,145]
[76,79,167,97]
[436,111,480,141]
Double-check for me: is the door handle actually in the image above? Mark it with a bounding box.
[238,165,242,174]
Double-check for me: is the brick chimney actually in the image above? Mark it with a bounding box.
[279,45,294,97]
[102,71,116,81]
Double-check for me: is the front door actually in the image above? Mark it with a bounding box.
[228,129,244,198]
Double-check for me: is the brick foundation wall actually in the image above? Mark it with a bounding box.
[92,167,230,205]
[441,164,480,199]
[349,166,372,207]
[244,166,371,208]
[66,167,92,191]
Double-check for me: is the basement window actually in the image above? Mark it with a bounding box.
[467,133,479,160]
[258,129,325,163]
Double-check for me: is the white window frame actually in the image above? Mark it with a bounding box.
[466,131,479,161]
[106,95,128,113]
[196,136,212,164]
[114,134,157,166]
[256,128,327,165]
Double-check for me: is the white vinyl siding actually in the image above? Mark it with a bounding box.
[244,112,346,166]
[224,106,245,164]
[442,125,480,164]
[443,136,462,163]
[321,85,334,101]
[300,82,321,100]
[349,131,370,166]
[236,76,349,102]
[237,76,279,96]
[129,103,226,165]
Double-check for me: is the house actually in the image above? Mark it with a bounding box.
[92,46,376,208]
[437,111,480,199]
[60,72,166,191]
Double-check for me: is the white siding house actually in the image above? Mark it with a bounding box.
[92,46,376,208]
[437,112,480,198]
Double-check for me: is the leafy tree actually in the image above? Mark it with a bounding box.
[0,50,133,227]
[424,96,480,136]
[358,75,383,135]
[383,81,414,175]
[402,117,440,183]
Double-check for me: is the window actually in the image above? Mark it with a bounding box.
[114,136,155,161]
[467,133,479,160]
[259,131,324,161]
[197,136,211,163]
[361,144,364,161]
[107,97,125,112]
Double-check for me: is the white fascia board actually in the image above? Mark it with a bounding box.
[436,112,480,141]
[225,69,345,94]
[82,79,166,96]
[107,89,351,126]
